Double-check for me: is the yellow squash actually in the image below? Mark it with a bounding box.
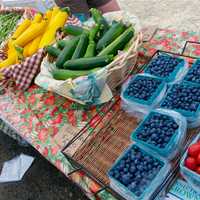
[12,19,31,39]
[0,53,17,69]
[14,20,47,47]
[23,42,32,57]
[39,9,69,48]
[32,13,43,24]
[51,6,60,21]
[28,35,42,56]
[7,40,15,55]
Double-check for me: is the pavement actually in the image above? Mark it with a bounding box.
[1,1,200,200]
[118,0,200,32]
[0,132,88,200]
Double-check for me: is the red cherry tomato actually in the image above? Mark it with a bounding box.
[185,157,197,171]
[188,144,200,157]
[196,167,200,175]
[197,153,200,165]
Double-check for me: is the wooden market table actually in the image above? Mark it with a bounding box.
[1,27,200,200]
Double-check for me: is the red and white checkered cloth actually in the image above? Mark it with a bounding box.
[0,15,81,90]
[1,49,45,90]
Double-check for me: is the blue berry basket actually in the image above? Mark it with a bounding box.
[184,59,200,85]
[160,81,200,128]
[131,109,187,160]
[144,54,188,83]
[180,133,200,194]
[121,74,167,118]
[107,144,171,200]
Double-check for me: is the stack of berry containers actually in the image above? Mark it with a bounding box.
[180,133,200,193]
[160,81,200,128]
[131,109,187,160]
[144,54,188,83]
[108,144,171,200]
[184,59,200,85]
[121,74,167,117]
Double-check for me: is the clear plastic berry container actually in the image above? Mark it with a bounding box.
[108,144,171,200]
[131,109,187,160]
[180,133,200,193]
[144,54,187,83]
[121,74,167,118]
[160,81,200,128]
[184,59,200,85]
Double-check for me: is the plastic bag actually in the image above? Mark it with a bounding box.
[35,58,113,105]
[0,154,34,183]
[131,108,187,160]
[144,53,188,83]
[180,133,200,193]
[108,144,171,200]
[121,74,167,119]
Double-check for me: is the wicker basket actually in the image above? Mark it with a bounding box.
[36,34,142,105]
[104,32,142,91]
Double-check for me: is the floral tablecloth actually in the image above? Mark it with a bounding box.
[1,28,200,200]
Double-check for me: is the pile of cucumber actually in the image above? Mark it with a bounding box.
[46,8,135,81]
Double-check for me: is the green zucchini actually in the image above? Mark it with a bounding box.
[98,27,134,56]
[84,41,96,58]
[96,22,126,51]
[62,25,88,36]
[52,68,100,80]
[64,55,114,70]
[56,40,68,49]
[89,24,100,42]
[46,46,61,57]
[90,8,109,31]
[56,37,79,49]
[56,37,79,68]
[71,33,88,59]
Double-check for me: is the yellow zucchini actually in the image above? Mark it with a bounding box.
[14,20,47,47]
[39,9,68,48]
[28,35,42,56]
[23,42,32,57]
[0,53,17,69]
[12,19,31,39]
[32,13,43,24]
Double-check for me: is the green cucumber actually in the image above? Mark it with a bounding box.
[71,33,88,59]
[62,25,88,36]
[84,41,96,58]
[98,27,134,56]
[46,46,61,57]
[96,22,126,51]
[52,68,100,80]
[64,55,114,70]
[56,37,79,68]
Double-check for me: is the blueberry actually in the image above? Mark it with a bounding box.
[161,83,200,113]
[125,75,162,102]
[146,55,182,79]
